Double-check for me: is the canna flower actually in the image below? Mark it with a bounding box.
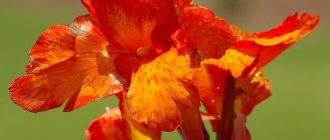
[9,0,234,134]
[193,13,319,139]
[8,0,319,139]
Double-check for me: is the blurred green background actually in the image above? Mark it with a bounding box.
[0,0,329,139]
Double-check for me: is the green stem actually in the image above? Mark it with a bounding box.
[202,120,210,140]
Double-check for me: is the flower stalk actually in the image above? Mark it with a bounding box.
[179,108,206,140]
[217,75,235,140]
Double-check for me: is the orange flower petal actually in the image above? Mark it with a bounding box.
[25,25,75,74]
[85,107,130,140]
[127,49,198,131]
[235,70,271,115]
[193,64,227,131]
[10,60,81,112]
[251,13,313,38]
[9,15,123,113]
[201,49,255,78]
[64,15,123,111]
[143,0,179,56]
[81,0,177,56]
[193,65,225,115]
[119,91,161,140]
[232,13,319,68]
[193,50,255,131]
[81,0,156,53]
[179,6,235,59]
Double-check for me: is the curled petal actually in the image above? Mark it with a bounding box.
[179,6,236,59]
[232,13,319,68]
[127,49,198,131]
[251,13,317,38]
[9,15,123,113]
[201,49,255,78]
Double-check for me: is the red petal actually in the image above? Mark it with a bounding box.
[85,107,130,140]
[81,0,178,56]
[179,6,236,59]
[64,15,123,111]
[25,25,75,74]
[9,15,123,113]
[251,13,299,38]
[193,64,227,131]
[86,94,162,140]
[10,61,81,112]
[233,13,319,68]
[174,0,191,8]
[193,49,255,131]
[235,70,271,115]
[114,53,141,84]
[173,0,191,13]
